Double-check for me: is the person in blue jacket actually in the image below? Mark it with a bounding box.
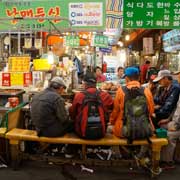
[152,70,180,128]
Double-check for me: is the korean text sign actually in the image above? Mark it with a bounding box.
[124,0,180,29]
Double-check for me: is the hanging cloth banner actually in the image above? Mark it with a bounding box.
[24,38,32,49]
[35,38,42,49]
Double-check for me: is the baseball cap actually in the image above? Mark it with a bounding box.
[153,70,171,82]
[83,73,96,84]
[124,67,140,77]
[50,76,66,88]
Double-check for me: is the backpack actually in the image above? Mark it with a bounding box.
[75,90,106,139]
[122,86,153,143]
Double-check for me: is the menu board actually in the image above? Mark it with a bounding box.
[8,56,30,72]
[124,0,180,29]
[33,59,51,71]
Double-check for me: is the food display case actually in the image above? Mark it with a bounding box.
[0,89,25,106]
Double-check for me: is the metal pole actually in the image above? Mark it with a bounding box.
[18,32,21,54]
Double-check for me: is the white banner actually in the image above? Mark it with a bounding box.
[143,37,154,54]
[24,38,32,49]
[35,39,42,49]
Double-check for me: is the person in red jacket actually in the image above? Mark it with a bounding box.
[95,66,106,83]
[140,60,151,83]
[69,73,113,131]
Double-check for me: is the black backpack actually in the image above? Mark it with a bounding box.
[75,90,106,139]
[122,86,153,143]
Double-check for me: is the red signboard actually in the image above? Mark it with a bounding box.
[24,73,32,87]
[2,73,11,86]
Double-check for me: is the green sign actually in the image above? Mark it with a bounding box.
[124,0,180,29]
[93,35,108,48]
[0,0,106,31]
[65,35,80,47]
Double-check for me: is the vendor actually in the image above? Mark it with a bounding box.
[95,66,106,83]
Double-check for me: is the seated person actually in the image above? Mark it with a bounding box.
[95,66,106,83]
[142,74,158,97]
[152,70,180,128]
[116,66,125,86]
[69,73,113,139]
[161,95,180,168]
[31,76,73,137]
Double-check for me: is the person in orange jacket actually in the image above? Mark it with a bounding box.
[109,67,155,137]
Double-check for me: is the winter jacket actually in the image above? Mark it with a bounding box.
[110,81,155,137]
[31,88,71,137]
[154,83,180,120]
[69,87,113,124]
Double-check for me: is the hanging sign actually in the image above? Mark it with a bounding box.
[35,38,42,49]
[143,38,154,55]
[64,35,80,47]
[0,0,106,31]
[33,59,51,71]
[8,56,30,72]
[24,38,32,49]
[124,0,180,29]
[92,35,108,48]
[99,47,112,53]
[2,73,11,86]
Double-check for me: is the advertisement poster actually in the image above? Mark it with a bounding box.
[24,73,32,87]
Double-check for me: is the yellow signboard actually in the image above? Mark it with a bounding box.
[10,73,24,86]
[8,56,30,72]
[33,59,51,71]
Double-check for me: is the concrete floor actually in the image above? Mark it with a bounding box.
[0,161,180,180]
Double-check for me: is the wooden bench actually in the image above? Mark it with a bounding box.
[0,128,7,138]
[6,128,168,176]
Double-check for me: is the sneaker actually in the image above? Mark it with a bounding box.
[64,145,75,159]
[160,161,175,170]
[65,153,74,159]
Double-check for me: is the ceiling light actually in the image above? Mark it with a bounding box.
[125,34,130,41]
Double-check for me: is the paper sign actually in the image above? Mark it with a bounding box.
[35,38,42,49]
[8,56,30,72]
[2,73,11,86]
[10,73,24,86]
[33,59,51,71]
[24,73,32,87]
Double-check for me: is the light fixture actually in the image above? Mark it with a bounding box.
[47,51,54,65]
[125,34,130,41]
[117,41,124,47]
